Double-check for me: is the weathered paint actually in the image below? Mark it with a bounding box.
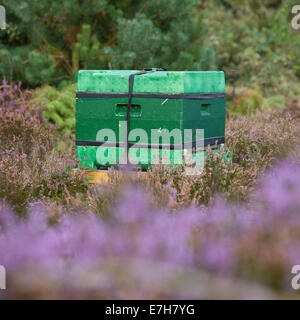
[76,70,226,169]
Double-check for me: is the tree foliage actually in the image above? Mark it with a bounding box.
[0,0,299,98]
[0,0,209,87]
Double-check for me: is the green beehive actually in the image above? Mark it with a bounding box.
[76,69,226,170]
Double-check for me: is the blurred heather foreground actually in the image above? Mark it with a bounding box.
[1,161,300,299]
[1,80,300,299]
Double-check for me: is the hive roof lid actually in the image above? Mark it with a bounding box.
[77,70,225,94]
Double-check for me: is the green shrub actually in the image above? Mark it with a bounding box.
[0,45,58,87]
[265,95,286,110]
[2,0,206,87]
[230,89,265,114]
[72,24,105,70]
[206,0,300,96]
[31,84,76,134]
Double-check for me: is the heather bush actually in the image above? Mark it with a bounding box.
[86,149,251,214]
[0,79,50,152]
[146,109,300,207]
[0,80,88,213]
[1,158,300,299]
[226,110,300,169]
[172,149,255,206]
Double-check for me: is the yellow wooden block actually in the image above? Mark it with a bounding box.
[85,170,110,184]
[72,169,149,184]
[72,169,109,184]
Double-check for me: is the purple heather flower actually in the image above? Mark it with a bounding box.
[1,158,300,297]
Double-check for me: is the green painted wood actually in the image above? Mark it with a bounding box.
[76,145,231,171]
[77,70,225,94]
[76,70,226,169]
[76,97,183,145]
[77,145,204,170]
[183,98,226,141]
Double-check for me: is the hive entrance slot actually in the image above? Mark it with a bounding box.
[115,103,141,117]
[201,103,211,116]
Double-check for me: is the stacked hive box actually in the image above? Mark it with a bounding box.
[76,70,226,170]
